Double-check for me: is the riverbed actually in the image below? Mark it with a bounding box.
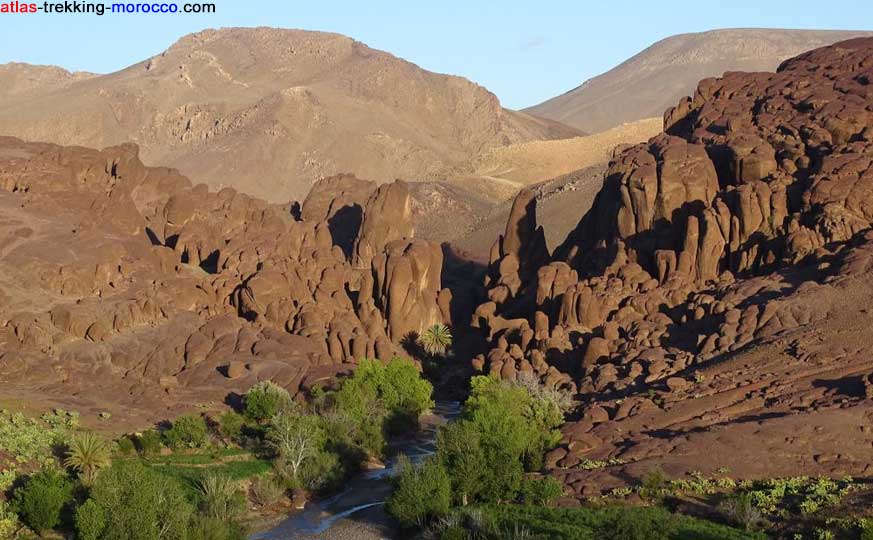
[250,401,460,540]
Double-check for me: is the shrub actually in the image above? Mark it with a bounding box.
[519,476,563,506]
[0,500,19,539]
[136,429,163,456]
[295,446,345,493]
[115,436,136,456]
[862,520,873,540]
[594,507,676,540]
[719,492,763,531]
[164,414,209,449]
[12,467,74,535]
[189,515,247,540]
[197,473,244,522]
[75,499,106,540]
[217,411,244,441]
[65,432,111,485]
[244,381,291,422]
[250,475,285,507]
[85,461,193,540]
[639,469,669,500]
[387,456,451,528]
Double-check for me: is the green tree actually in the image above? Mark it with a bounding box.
[84,461,193,540]
[244,381,291,422]
[64,432,111,485]
[216,411,244,442]
[267,411,325,483]
[386,456,451,528]
[75,499,106,540]
[341,358,434,435]
[12,467,73,536]
[436,421,486,506]
[420,324,452,356]
[163,414,208,449]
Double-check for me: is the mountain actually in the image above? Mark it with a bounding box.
[0,27,580,202]
[0,63,96,101]
[526,28,872,133]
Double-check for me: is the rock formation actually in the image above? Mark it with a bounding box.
[0,137,447,422]
[471,37,873,496]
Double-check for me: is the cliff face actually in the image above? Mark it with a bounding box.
[0,28,578,203]
[475,37,873,495]
[0,137,448,423]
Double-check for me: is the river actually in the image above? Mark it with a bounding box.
[250,401,461,540]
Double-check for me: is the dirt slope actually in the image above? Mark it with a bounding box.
[527,28,872,133]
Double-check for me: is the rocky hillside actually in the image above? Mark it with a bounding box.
[0,138,451,424]
[474,37,873,496]
[0,27,579,202]
[527,28,872,133]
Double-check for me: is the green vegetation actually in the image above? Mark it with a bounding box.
[388,374,567,529]
[485,505,764,540]
[418,505,764,540]
[83,460,194,540]
[421,323,453,356]
[64,432,112,485]
[243,381,292,422]
[11,466,74,535]
[386,456,452,528]
[163,414,209,449]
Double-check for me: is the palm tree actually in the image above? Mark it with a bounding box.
[420,323,452,356]
[64,432,111,485]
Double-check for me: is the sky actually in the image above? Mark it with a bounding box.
[1,0,871,109]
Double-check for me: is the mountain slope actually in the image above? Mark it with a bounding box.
[526,28,872,133]
[0,27,580,202]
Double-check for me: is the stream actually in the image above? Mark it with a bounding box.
[250,401,461,540]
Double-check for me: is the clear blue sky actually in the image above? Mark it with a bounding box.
[1,0,871,108]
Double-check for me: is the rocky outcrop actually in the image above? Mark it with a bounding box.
[0,137,446,420]
[470,38,873,496]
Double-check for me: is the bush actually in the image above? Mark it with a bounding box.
[75,499,106,540]
[0,500,19,539]
[520,476,563,506]
[244,381,291,422]
[593,507,676,540]
[217,412,244,441]
[197,473,244,522]
[84,461,193,540]
[164,414,209,449]
[387,456,451,528]
[639,469,668,500]
[115,436,136,456]
[189,515,246,540]
[136,429,163,456]
[250,475,285,507]
[12,466,73,535]
[719,492,763,531]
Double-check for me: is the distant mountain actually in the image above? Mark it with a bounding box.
[0,27,580,202]
[526,28,873,133]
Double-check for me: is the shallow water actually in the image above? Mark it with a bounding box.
[250,401,461,540]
